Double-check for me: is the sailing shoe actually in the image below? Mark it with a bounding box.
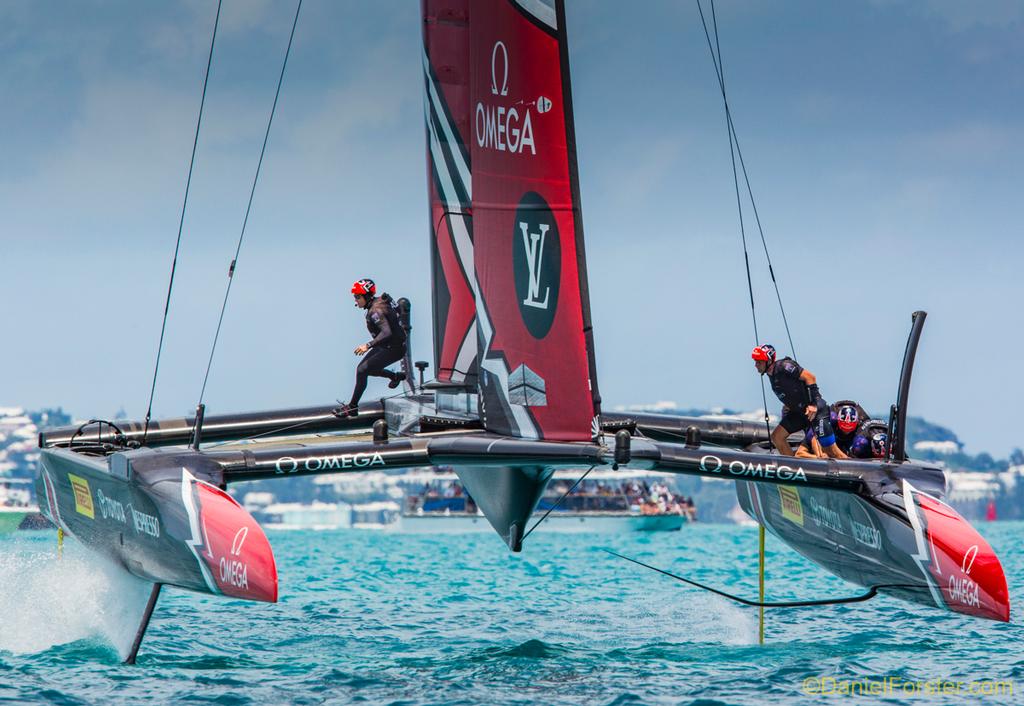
[388,372,407,389]
[331,403,358,418]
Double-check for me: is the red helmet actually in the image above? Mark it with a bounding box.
[837,405,859,434]
[351,278,376,296]
[751,344,776,363]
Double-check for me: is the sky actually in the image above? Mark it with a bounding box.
[1,1,1021,456]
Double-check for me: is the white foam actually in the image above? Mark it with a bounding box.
[0,537,153,659]
[690,593,759,645]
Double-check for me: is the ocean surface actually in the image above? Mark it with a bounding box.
[1,522,1021,705]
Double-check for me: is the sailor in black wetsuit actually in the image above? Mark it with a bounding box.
[751,344,847,459]
[332,278,407,418]
[796,402,871,459]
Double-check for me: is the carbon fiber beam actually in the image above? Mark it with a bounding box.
[38,402,385,449]
[601,412,769,447]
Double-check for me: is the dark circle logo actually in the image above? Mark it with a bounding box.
[512,191,560,339]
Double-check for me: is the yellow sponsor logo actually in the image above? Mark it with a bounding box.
[779,486,803,526]
[68,474,95,519]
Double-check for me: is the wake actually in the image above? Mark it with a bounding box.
[0,535,151,659]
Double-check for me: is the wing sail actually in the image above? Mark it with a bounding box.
[422,0,478,385]
[468,0,600,440]
[422,0,600,438]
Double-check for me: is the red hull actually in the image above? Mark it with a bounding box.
[906,483,1009,622]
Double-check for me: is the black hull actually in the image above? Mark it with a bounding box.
[736,478,1009,622]
[36,448,277,603]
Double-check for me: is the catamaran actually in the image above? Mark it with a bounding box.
[33,0,1009,663]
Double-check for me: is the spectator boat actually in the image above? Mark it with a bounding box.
[400,469,693,533]
[0,478,44,534]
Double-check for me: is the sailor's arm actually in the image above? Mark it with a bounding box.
[367,313,394,348]
[795,437,825,459]
[800,369,824,418]
[354,315,393,355]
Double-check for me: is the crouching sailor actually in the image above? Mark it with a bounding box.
[751,344,848,459]
[332,278,407,418]
[796,401,869,459]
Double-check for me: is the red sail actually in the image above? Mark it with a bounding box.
[469,0,600,440]
[422,0,601,438]
[422,0,478,385]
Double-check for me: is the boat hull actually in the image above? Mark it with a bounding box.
[737,479,1009,621]
[35,448,277,603]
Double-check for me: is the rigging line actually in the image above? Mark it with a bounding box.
[730,127,797,358]
[698,0,796,357]
[699,0,773,441]
[709,1,774,441]
[197,0,303,408]
[523,465,596,541]
[759,376,772,445]
[603,550,927,608]
[142,0,223,446]
[697,0,757,344]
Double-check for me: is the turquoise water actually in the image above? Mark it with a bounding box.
[1,523,1021,705]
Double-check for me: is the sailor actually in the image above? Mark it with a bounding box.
[751,344,847,458]
[836,402,871,458]
[795,402,867,459]
[332,278,407,417]
[869,431,889,459]
[795,411,836,459]
[854,419,891,460]
[836,403,895,460]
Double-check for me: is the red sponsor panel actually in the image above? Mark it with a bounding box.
[196,483,278,603]
[469,0,596,439]
[423,0,477,384]
[916,492,1009,622]
[434,208,477,380]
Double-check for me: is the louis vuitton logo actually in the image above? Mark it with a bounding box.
[519,221,550,309]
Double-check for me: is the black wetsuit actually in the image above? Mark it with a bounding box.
[851,420,889,459]
[832,401,873,458]
[801,412,860,455]
[348,296,407,406]
[768,357,836,446]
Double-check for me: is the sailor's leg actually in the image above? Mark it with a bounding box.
[813,408,847,459]
[770,425,795,456]
[361,346,407,381]
[351,348,407,405]
[349,358,374,406]
[774,410,807,455]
